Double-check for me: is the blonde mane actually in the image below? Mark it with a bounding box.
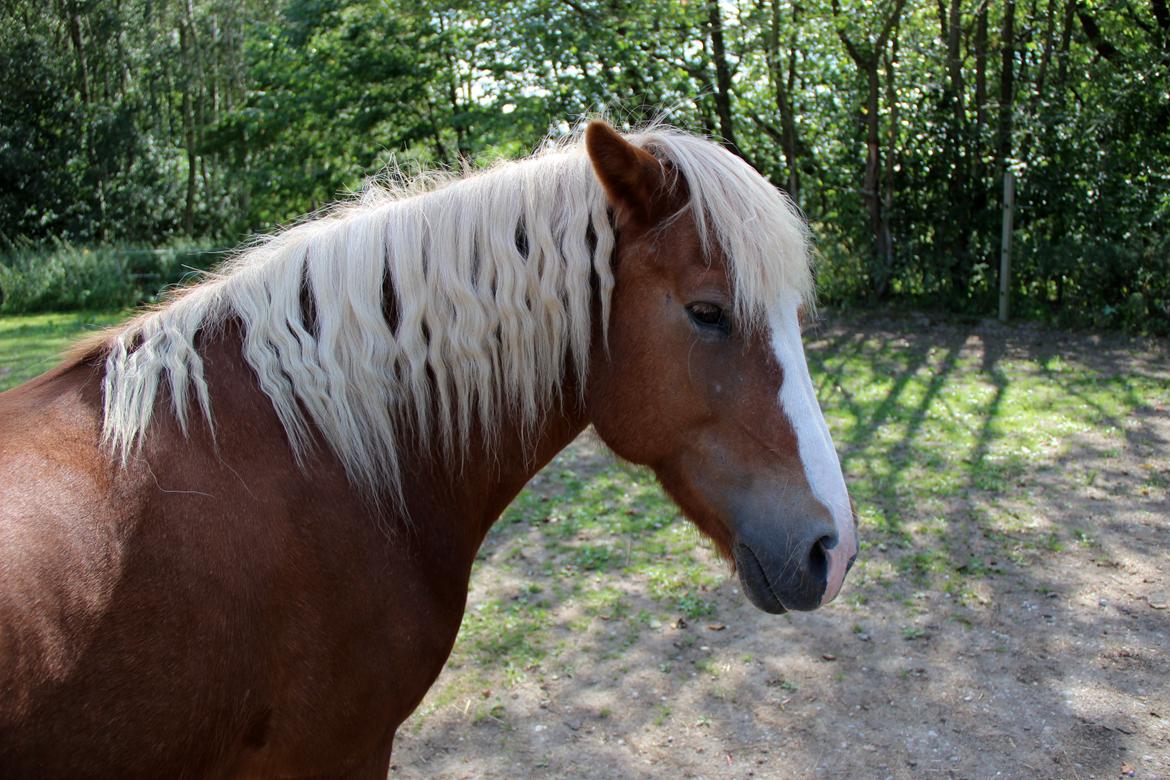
[100,123,813,499]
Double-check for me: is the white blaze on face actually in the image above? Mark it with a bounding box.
[767,292,858,606]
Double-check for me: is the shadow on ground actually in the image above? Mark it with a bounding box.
[392,312,1170,780]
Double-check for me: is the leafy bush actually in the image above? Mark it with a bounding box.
[810,230,871,308]
[0,240,224,314]
[1013,234,1170,337]
[813,225,1170,337]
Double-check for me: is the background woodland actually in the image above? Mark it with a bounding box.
[1,0,1167,331]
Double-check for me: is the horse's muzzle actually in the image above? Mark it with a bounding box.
[732,518,852,613]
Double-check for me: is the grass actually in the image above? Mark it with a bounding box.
[3,308,1167,725]
[0,311,127,391]
[436,313,1169,708]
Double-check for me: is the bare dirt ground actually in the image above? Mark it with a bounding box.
[390,315,1169,780]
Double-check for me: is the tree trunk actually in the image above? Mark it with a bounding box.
[425,101,450,164]
[179,13,197,235]
[975,1,988,132]
[1152,0,1170,51]
[997,0,1017,305]
[945,0,964,123]
[998,0,1017,172]
[864,64,892,296]
[831,0,907,297]
[766,0,802,199]
[64,1,106,239]
[1056,0,1077,87]
[973,0,990,277]
[65,2,90,105]
[706,0,740,155]
[1033,0,1059,102]
[939,0,970,292]
[882,29,900,290]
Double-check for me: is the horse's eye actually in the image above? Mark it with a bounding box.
[686,302,730,333]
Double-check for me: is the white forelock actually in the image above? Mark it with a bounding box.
[100,123,813,500]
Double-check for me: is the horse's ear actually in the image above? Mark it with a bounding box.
[585,121,668,226]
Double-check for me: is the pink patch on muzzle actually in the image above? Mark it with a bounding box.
[820,515,858,606]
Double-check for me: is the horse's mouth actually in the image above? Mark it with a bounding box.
[732,543,788,614]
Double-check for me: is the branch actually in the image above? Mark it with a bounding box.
[831,0,869,66]
[559,0,598,22]
[746,109,816,161]
[832,0,906,65]
[640,41,707,80]
[1125,8,1154,33]
[747,110,784,143]
[1151,0,1170,33]
[1077,6,1120,60]
[876,0,909,50]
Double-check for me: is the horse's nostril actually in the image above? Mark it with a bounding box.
[806,534,833,583]
[737,526,842,613]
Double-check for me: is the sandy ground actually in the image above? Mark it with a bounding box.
[390,317,1169,780]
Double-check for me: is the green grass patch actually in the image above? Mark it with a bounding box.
[0,242,223,314]
[0,310,129,391]
[807,318,1169,596]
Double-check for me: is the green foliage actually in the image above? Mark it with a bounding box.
[0,241,224,314]
[0,311,128,391]
[205,0,442,227]
[0,2,191,245]
[1016,234,1170,335]
[0,242,138,313]
[0,0,1167,332]
[0,31,86,241]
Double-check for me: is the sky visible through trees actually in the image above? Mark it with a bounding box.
[1,0,1167,331]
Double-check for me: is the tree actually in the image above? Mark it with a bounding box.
[831,0,907,297]
[1,0,1166,332]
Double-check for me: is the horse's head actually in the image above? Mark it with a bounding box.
[584,122,858,613]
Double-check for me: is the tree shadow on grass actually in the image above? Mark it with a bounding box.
[393,313,1170,779]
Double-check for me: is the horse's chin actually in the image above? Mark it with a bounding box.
[732,543,788,614]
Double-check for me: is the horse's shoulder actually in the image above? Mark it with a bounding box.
[0,353,140,642]
[0,399,140,731]
[0,356,112,492]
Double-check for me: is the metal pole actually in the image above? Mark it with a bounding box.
[998,170,1015,322]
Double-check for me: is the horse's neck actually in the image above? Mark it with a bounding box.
[430,389,590,551]
[209,322,589,552]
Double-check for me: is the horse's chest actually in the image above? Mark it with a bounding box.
[244,552,468,772]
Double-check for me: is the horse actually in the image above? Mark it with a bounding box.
[0,120,858,777]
